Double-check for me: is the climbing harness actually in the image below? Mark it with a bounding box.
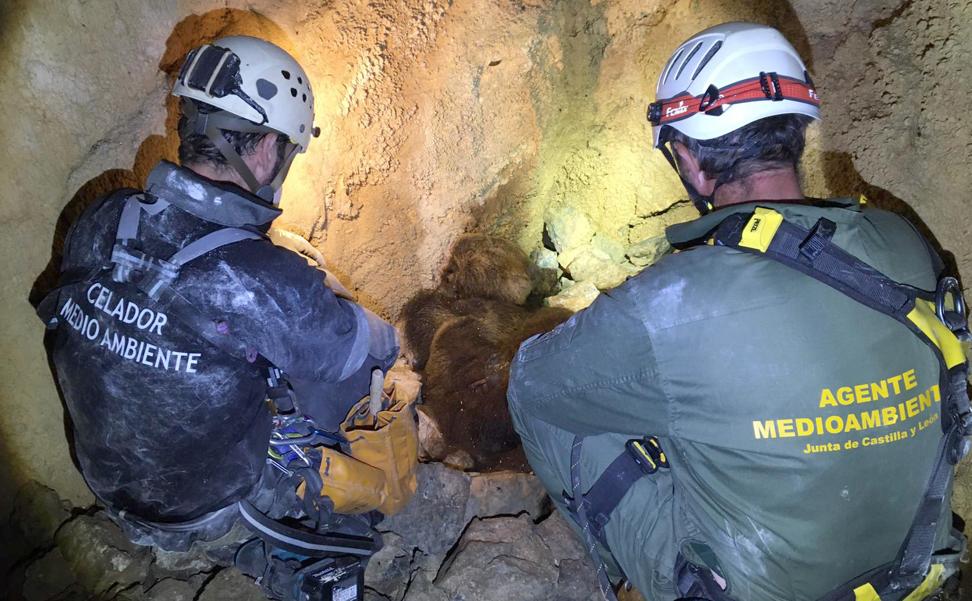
[37,189,393,600]
[565,206,971,601]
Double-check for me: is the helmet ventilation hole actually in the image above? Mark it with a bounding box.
[675,41,704,80]
[692,41,723,80]
[290,88,298,97]
[664,47,686,83]
[302,93,307,103]
[281,70,291,80]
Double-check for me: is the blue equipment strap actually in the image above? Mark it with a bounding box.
[236,499,376,558]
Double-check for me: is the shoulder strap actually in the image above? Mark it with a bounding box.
[36,188,141,327]
[710,207,971,595]
[45,189,270,365]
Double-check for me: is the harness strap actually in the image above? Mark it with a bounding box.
[567,436,620,601]
[710,207,971,596]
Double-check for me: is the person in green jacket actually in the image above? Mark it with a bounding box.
[508,22,970,601]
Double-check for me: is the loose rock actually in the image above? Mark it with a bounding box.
[196,568,266,601]
[545,280,600,312]
[12,481,72,550]
[466,471,549,520]
[591,233,627,263]
[379,463,472,559]
[54,512,153,595]
[22,548,78,601]
[567,250,630,290]
[364,532,412,601]
[435,515,559,601]
[627,235,671,267]
[530,247,561,297]
[545,206,595,255]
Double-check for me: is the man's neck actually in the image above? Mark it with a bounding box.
[711,167,804,208]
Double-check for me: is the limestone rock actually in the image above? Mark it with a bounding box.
[466,471,549,520]
[530,247,561,296]
[435,515,560,601]
[12,480,72,550]
[417,406,448,461]
[379,463,472,559]
[591,233,627,263]
[401,571,449,601]
[545,206,595,254]
[364,532,411,601]
[545,281,600,312]
[627,235,671,267]
[54,512,152,595]
[22,548,78,601]
[196,568,266,601]
[443,449,475,471]
[566,250,630,290]
[145,577,206,601]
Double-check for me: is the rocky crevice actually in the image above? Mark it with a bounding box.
[3,466,598,601]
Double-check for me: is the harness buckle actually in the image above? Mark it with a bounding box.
[625,436,669,475]
[799,218,837,262]
[935,277,971,342]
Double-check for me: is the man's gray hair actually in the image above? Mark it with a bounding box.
[667,114,814,188]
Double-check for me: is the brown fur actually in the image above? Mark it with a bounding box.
[402,234,572,471]
[422,305,571,469]
[440,234,533,305]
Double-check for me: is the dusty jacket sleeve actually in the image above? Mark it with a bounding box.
[190,241,400,383]
[507,277,668,437]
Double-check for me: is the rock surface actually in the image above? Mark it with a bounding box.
[4,469,595,601]
[546,281,601,312]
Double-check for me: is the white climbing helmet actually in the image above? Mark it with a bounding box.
[173,36,317,151]
[648,22,820,148]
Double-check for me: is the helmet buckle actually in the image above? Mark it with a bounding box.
[759,71,785,101]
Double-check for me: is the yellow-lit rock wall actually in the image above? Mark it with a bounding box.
[1,0,970,513]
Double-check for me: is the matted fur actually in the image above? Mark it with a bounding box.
[401,234,572,471]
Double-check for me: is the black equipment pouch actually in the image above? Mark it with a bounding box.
[236,538,365,601]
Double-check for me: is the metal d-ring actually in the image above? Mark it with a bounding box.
[936,276,970,341]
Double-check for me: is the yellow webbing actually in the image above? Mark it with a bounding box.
[738,207,784,253]
[901,564,946,601]
[849,563,947,601]
[907,299,967,369]
[853,583,881,601]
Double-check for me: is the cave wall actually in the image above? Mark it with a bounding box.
[1,0,970,510]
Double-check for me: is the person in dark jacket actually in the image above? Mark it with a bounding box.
[508,23,969,601]
[40,36,399,548]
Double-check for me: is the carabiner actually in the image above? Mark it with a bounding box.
[936,277,971,342]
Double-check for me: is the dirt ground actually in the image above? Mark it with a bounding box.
[1,0,971,592]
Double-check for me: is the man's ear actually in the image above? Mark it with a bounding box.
[252,132,280,185]
[672,141,716,196]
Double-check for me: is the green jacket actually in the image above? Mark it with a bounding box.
[508,198,954,600]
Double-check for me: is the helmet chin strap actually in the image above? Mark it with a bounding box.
[659,143,714,215]
[257,144,300,205]
[184,100,296,204]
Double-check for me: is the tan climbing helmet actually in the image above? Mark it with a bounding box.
[648,22,821,148]
[172,36,319,200]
